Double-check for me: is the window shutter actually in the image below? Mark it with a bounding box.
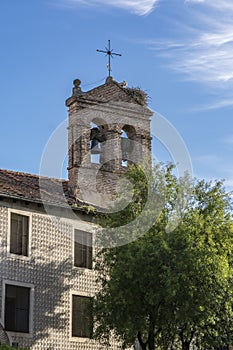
[10,215,20,254]
[74,230,92,269]
[22,215,29,256]
[10,213,29,256]
[86,233,92,269]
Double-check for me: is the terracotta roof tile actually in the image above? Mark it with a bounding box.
[0,169,75,207]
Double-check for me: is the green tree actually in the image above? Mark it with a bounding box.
[93,164,233,350]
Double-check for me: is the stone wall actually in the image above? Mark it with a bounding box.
[67,101,152,208]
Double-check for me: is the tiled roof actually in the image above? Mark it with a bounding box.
[0,169,75,207]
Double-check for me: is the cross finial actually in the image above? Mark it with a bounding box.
[97,40,122,77]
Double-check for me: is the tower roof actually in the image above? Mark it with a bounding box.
[66,77,151,110]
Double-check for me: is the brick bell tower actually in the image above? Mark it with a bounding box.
[66,76,153,208]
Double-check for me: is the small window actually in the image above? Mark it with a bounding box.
[5,284,30,333]
[74,230,92,269]
[122,160,128,167]
[10,213,29,256]
[72,295,93,338]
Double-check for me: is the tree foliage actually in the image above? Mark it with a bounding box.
[93,164,233,350]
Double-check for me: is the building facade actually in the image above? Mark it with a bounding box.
[0,77,153,349]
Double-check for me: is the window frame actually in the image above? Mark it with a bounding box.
[70,292,93,340]
[73,229,93,270]
[7,209,32,260]
[1,280,34,338]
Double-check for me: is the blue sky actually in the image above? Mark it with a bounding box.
[0,0,233,192]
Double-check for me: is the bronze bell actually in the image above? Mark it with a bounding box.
[121,138,132,159]
[91,139,101,154]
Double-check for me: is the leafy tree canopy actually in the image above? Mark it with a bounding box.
[93,164,233,350]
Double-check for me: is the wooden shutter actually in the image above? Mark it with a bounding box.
[10,213,29,256]
[21,215,29,256]
[74,230,92,269]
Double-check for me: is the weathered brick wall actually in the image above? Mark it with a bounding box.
[0,203,123,349]
[67,101,152,206]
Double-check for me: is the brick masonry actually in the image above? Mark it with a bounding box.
[67,80,153,208]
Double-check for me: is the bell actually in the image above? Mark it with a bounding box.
[91,139,101,154]
[91,138,98,149]
[121,138,132,158]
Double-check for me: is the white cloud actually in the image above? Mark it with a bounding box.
[203,0,233,11]
[185,0,205,3]
[185,0,233,11]
[61,0,158,15]
[164,26,233,85]
[148,0,233,108]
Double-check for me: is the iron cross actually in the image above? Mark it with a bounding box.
[97,40,122,77]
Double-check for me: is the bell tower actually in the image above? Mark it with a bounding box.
[66,77,153,208]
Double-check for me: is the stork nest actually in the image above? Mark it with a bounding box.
[124,86,149,106]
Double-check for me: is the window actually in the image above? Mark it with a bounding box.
[10,213,29,256]
[72,295,93,338]
[5,284,30,333]
[74,230,92,269]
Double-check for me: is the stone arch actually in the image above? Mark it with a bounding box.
[121,124,136,140]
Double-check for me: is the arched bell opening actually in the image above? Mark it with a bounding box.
[90,119,108,164]
[121,125,136,167]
